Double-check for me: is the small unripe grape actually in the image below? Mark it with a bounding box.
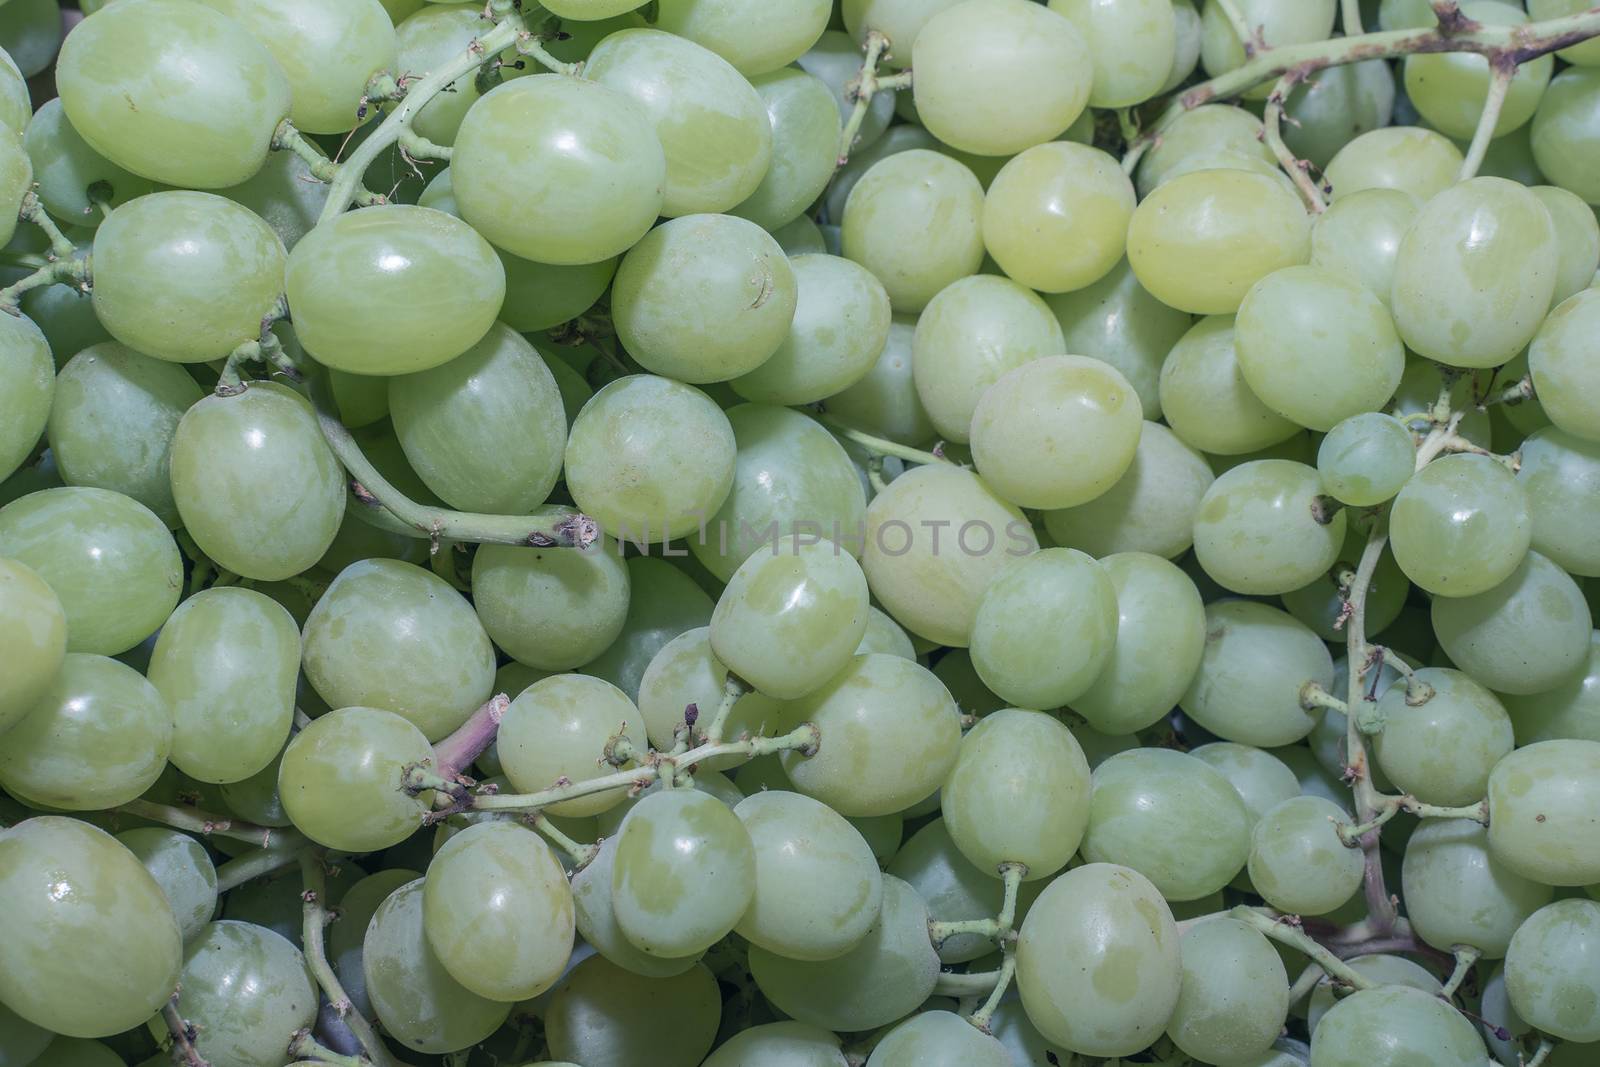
[867,1011,1009,1067]
[982,141,1135,292]
[1165,918,1288,1065]
[1159,315,1301,456]
[888,819,1007,964]
[1487,739,1600,886]
[841,150,984,314]
[0,557,66,734]
[1430,550,1591,696]
[1390,453,1532,597]
[1325,126,1463,202]
[278,706,434,852]
[471,538,631,673]
[1402,819,1551,959]
[1318,412,1417,506]
[1311,984,1489,1065]
[1404,2,1551,140]
[1530,289,1600,444]
[1193,459,1347,595]
[176,920,318,1067]
[498,674,647,818]
[1181,600,1332,747]
[1505,898,1600,1043]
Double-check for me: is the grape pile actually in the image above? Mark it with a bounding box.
[3,0,1600,1065]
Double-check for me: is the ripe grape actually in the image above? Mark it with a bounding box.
[1504,898,1600,1042]
[1166,918,1289,1065]
[1048,0,1176,108]
[1044,422,1214,560]
[0,557,65,733]
[1390,453,1532,597]
[1181,600,1332,746]
[394,3,529,145]
[1309,187,1419,310]
[1284,59,1397,169]
[1134,104,1277,197]
[1310,984,1489,1064]
[1248,795,1364,916]
[1305,953,1441,1034]
[701,1021,846,1067]
[582,556,715,702]
[278,706,435,852]
[497,674,647,818]
[1374,667,1513,805]
[1402,819,1552,958]
[1486,739,1600,886]
[982,141,1136,292]
[1198,0,1336,101]
[545,955,721,1067]
[841,149,984,313]
[0,311,52,484]
[1502,632,1600,745]
[1531,67,1600,205]
[1318,411,1416,506]
[176,920,319,1067]
[867,1011,1009,1066]
[471,538,631,672]
[1533,185,1600,305]
[117,827,218,945]
[1159,315,1301,455]
[1324,126,1464,202]
[800,30,896,150]
[1530,288,1600,442]
[1430,550,1591,695]
[1406,1,1551,140]
[24,98,156,224]
[1193,459,1347,595]
[730,68,841,230]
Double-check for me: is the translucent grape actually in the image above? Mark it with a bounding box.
[1502,632,1600,746]
[25,98,157,224]
[1193,459,1347,595]
[545,956,720,1067]
[176,920,318,1067]
[395,3,529,146]
[1044,422,1213,560]
[1311,984,1489,1064]
[1325,126,1464,202]
[278,706,434,852]
[1159,315,1302,456]
[1432,550,1591,695]
[1180,600,1332,747]
[0,557,65,734]
[1317,412,1416,506]
[867,1011,1009,1066]
[581,556,714,702]
[1284,59,1396,169]
[1047,0,1176,108]
[730,68,840,230]
[1391,452,1532,597]
[1404,2,1551,140]
[1530,289,1600,443]
[0,44,28,135]
[1198,0,1335,100]
[1531,67,1600,205]
[471,539,630,672]
[1487,739,1600,885]
[1505,898,1600,1042]
[981,141,1135,292]
[1166,918,1289,1065]
[496,674,646,818]
[1134,104,1277,197]
[1248,795,1363,916]
[1310,187,1419,310]
[1403,819,1552,958]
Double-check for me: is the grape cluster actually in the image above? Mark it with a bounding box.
[2,0,1600,1065]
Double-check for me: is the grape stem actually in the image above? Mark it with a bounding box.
[1482,374,1536,409]
[1231,907,1376,991]
[514,31,582,76]
[1341,0,1363,36]
[1378,648,1437,705]
[270,121,384,208]
[1440,945,1482,998]
[1214,0,1261,56]
[430,693,511,781]
[1525,1038,1556,1067]
[298,852,400,1067]
[1458,59,1517,181]
[287,1030,366,1067]
[700,675,751,746]
[1299,681,1348,715]
[19,192,77,260]
[930,969,1002,997]
[838,31,913,166]
[1261,70,1328,213]
[528,812,600,868]
[162,997,211,1067]
[814,411,952,467]
[213,844,308,893]
[116,799,307,850]
[0,251,89,315]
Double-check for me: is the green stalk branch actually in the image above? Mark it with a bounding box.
[0,253,89,315]
[1525,1038,1555,1067]
[967,949,1015,1033]
[1300,681,1349,715]
[1441,945,1481,998]
[529,812,600,869]
[19,192,77,260]
[700,675,751,746]
[163,997,211,1067]
[117,799,306,850]
[931,969,1002,997]
[287,1031,365,1067]
[1214,0,1260,56]
[1232,907,1375,991]
[515,32,582,76]
[300,852,398,1067]
[215,845,306,893]
[1262,71,1327,212]
[838,31,912,166]
[815,412,951,468]
[1459,60,1516,180]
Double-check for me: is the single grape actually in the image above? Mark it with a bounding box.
[545,955,721,1067]
[701,1021,847,1067]
[1044,422,1214,560]
[278,706,435,852]
[1306,954,1441,1034]
[1405,2,1551,140]
[1165,918,1289,1065]
[1533,185,1600,307]
[866,1010,1008,1067]
[0,557,66,734]
[1193,459,1348,595]
[888,818,1014,963]
[114,827,216,947]
[1047,0,1176,108]
[218,146,330,252]
[1324,126,1464,202]
[1486,739,1600,886]
[1318,412,1416,506]
[1135,104,1278,197]
[1502,632,1600,746]
[1531,67,1600,206]
[1529,289,1600,443]
[571,834,704,979]
[1372,667,1511,805]
[25,98,157,223]
[1181,600,1332,747]
[1403,819,1552,958]
[1160,315,1302,455]
[1390,453,1532,597]
[1431,549,1591,695]
[982,141,1135,293]
[730,68,840,230]
[1310,984,1489,1065]
[581,556,715,702]
[1284,59,1396,169]
[1248,795,1364,916]
[1309,187,1419,310]
[176,920,318,1067]
[497,674,647,818]
[471,538,630,672]
[1505,898,1600,1042]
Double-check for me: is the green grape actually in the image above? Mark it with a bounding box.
[18,286,110,378]
[175,920,317,1067]
[941,708,1090,880]
[821,317,934,446]
[1309,187,1419,310]
[0,486,180,655]
[1324,126,1464,202]
[302,559,496,740]
[391,3,528,144]
[1312,983,1488,1064]
[912,0,1090,156]
[147,587,298,785]
[25,98,157,224]
[1373,667,1511,805]
[825,124,938,222]
[981,141,1135,293]
[1081,748,1252,900]
[0,1006,52,1067]
[581,556,715,701]
[278,706,434,851]
[654,0,827,75]
[364,878,510,1053]
[56,0,290,187]
[219,747,293,828]
[0,123,26,248]
[866,1011,1008,1066]
[1045,423,1212,559]
[852,607,912,663]
[1306,954,1441,1034]
[1531,68,1600,205]
[1392,177,1558,369]
[329,868,423,1018]
[0,0,58,77]
[841,0,961,65]
[733,789,882,960]
[115,827,216,946]
[1199,0,1335,101]
[1503,632,1600,745]
[778,653,962,816]
[1283,522,1410,641]
[546,955,719,1067]
[1134,104,1278,198]
[849,810,904,864]
[585,29,771,216]
[472,539,629,672]
[1533,186,1600,307]
[1193,459,1348,595]
[285,204,504,376]
[772,214,827,255]
[1248,794,1363,915]
[1403,819,1552,958]
[0,44,27,135]
[1391,453,1532,597]
[171,381,345,581]
[1505,898,1600,1042]
[565,375,737,542]
[731,254,890,405]
[888,818,1009,963]
[218,139,329,252]
[1284,59,1396,169]
[1159,315,1302,455]
[1317,412,1416,506]
[0,557,66,733]
[47,342,201,527]
[498,674,646,818]
[1488,739,1600,885]
[798,30,895,154]
[969,549,1118,709]
[702,1020,847,1067]
[571,834,703,978]
[1047,0,1176,108]
[1165,918,1288,1065]
[1235,265,1404,431]
[1432,550,1591,695]
[840,149,985,313]
[1181,600,1332,747]
[1016,863,1180,1057]
[1531,289,1600,443]
[1189,742,1302,829]
[450,76,664,266]
[635,627,782,756]
[421,821,573,1001]
[985,1002,1072,1067]
[1161,0,1203,90]
[0,313,51,483]
[711,536,870,700]
[1405,2,1550,140]
[749,873,939,1030]
[860,463,1038,646]
[1128,168,1313,316]
[730,68,839,230]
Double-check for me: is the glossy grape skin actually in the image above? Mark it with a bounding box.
[2,821,176,1047]
[1016,863,1180,1057]
[114,829,213,948]
[582,556,714,702]
[1248,795,1364,916]
[450,75,664,266]
[1504,898,1600,1042]
[1402,819,1552,959]
[1504,632,1600,746]
[1317,412,1416,507]
[981,142,1135,292]
[970,549,1118,709]
[565,375,737,543]
[1045,422,1213,560]
[652,0,827,75]
[1530,289,1600,443]
[171,382,345,582]
[1309,187,1418,312]
[1405,3,1550,141]
[1392,177,1558,369]
[730,68,839,230]
[866,1011,1008,1067]
[778,654,962,817]
[571,834,703,978]
[0,311,52,484]
[498,674,646,818]
[25,98,156,224]
[1047,0,1175,109]
[1181,600,1332,747]
[174,920,317,1067]
[56,0,290,187]
[285,204,504,376]
[1433,550,1591,696]
[1487,739,1600,886]
[1372,667,1511,806]
[941,708,1090,880]
[546,955,720,1067]
[46,343,200,527]
[1390,453,1532,598]
[472,540,629,672]
[1135,104,1278,197]
[0,557,66,734]
[1193,459,1348,596]
[278,706,434,851]
[1531,68,1600,206]
[1159,315,1302,456]
[1163,918,1288,1065]
[749,873,939,1031]
[0,486,181,655]
[702,1021,847,1067]
[1311,984,1489,1066]
[1324,126,1462,204]
[841,150,984,313]
[364,878,510,1054]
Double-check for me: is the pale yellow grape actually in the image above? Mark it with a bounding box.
[799,31,895,151]
[1325,126,1464,202]
[1532,186,1600,307]
[1488,739,1600,885]
[911,275,1065,444]
[1404,2,1551,140]
[395,3,529,146]
[1165,918,1288,1065]
[1193,459,1347,595]
[1248,795,1364,915]
[1311,983,1489,1064]
[841,0,963,66]
[1390,453,1532,597]
[1310,187,1419,310]
[1180,600,1332,747]
[1403,819,1551,959]
[841,150,984,313]
[654,0,829,75]
[1518,426,1600,575]
[1374,667,1513,805]
[1199,0,1336,101]
[1530,288,1600,442]
[1531,68,1600,205]
[497,674,647,818]
[820,316,934,446]
[941,708,1090,880]
[277,706,435,853]
[731,68,840,231]
[1048,0,1176,108]
[981,142,1135,293]
[1134,104,1277,197]
[570,836,703,978]
[1392,177,1558,369]
[1432,550,1591,696]
[1283,60,1397,170]
[1015,863,1180,1057]
[969,549,1118,710]
[867,1011,1009,1067]
[1044,422,1214,560]
[1127,168,1312,315]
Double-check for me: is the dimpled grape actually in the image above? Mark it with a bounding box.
[1405,2,1550,140]
[1045,259,1190,421]
[472,540,630,672]
[0,557,65,733]
[0,311,51,484]
[56,0,290,187]
[841,150,985,313]
[1045,422,1214,560]
[1391,177,1558,369]
[171,382,345,582]
[1248,795,1363,916]
[1504,633,1600,745]
[1135,104,1278,197]
[1530,289,1600,442]
[1311,984,1488,1065]
[866,1011,1009,1067]
[1181,600,1332,747]
[565,375,737,543]
[1403,819,1551,958]
[941,708,1090,880]
[1317,412,1416,507]
[1432,550,1591,695]
[1531,67,1600,205]
[1488,739,1600,885]
[546,955,720,1067]
[1015,863,1180,1057]
[148,587,299,784]
[278,706,434,851]
[25,98,156,223]
[582,556,714,702]
[1325,126,1464,202]
[981,142,1135,292]
[1164,918,1288,1064]
[0,486,181,655]
[1390,454,1531,597]
[1505,898,1600,1042]
[1160,315,1301,455]
[730,68,839,230]
[498,674,647,818]
[1193,459,1347,595]
[969,549,1119,709]
[861,463,1038,647]
[912,0,1090,156]
[778,653,962,816]
[176,920,317,1067]
[571,835,703,978]
[364,879,510,1054]
[702,1021,847,1067]
[285,205,504,376]
[451,75,664,265]
[0,818,182,1038]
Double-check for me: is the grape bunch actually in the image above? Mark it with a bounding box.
[3,0,1600,1065]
